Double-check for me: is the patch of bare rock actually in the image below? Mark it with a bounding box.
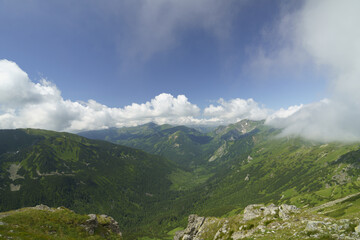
[174,203,360,240]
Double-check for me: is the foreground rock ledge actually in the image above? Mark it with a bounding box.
[174,203,360,240]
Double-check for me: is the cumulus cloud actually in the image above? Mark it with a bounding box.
[0,59,277,132]
[0,60,60,108]
[3,1,360,143]
[256,0,360,142]
[204,98,269,125]
[0,59,204,131]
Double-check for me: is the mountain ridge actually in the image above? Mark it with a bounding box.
[1,120,360,239]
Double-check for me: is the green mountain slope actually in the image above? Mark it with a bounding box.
[2,121,360,239]
[195,136,360,217]
[79,123,213,167]
[80,121,360,227]
[78,121,263,167]
[0,129,181,238]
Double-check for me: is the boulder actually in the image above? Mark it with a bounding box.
[174,215,205,240]
[83,214,98,235]
[243,204,264,221]
[305,221,325,232]
[279,204,298,220]
[98,214,122,236]
[243,203,298,221]
[32,204,54,212]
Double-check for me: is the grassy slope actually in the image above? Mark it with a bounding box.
[79,123,216,168]
[0,206,122,239]
[2,121,360,239]
[180,122,360,216]
[79,120,360,237]
[0,129,182,239]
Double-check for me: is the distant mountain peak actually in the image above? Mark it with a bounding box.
[142,122,158,128]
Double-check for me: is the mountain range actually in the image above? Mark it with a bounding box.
[1,120,360,239]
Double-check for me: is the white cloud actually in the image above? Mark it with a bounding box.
[204,98,269,125]
[0,59,205,131]
[252,0,360,142]
[0,60,60,108]
[266,99,360,142]
[0,59,276,132]
[266,104,303,122]
[6,0,360,144]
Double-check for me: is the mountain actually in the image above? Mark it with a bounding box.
[80,120,360,234]
[79,122,215,167]
[0,128,184,238]
[78,120,264,167]
[2,120,360,239]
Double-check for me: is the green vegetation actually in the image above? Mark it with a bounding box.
[168,168,213,191]
[2,119,360,238]
[0,129,180,239]
[0,206,121,239]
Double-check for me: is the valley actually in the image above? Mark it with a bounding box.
[1,120,360,239]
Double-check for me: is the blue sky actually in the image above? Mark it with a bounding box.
[0,0,325,109]
[1,0,360,142]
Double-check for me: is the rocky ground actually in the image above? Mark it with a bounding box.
[174,203,360,240]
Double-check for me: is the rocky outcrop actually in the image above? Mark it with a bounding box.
[243,203,298,221]
[98,214,122,236]
[82,214,98,235]
[279,203,299,220]
[174,203,360,240]
[81,213,122,237]
[174,214,205,240]
[32,204,56,211]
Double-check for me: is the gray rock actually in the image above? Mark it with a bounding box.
[32,204,54,211]
[305,221,325,231]
[83,214,98,235]
[279,204,298,220]
[213,220,229,239]
[244,174,250,181]
[243,203,298,221]
[80,213,122,237]
[243,204,264,221]
[174,215,205,240]
[100,215,122,235]
[263,204,278,216]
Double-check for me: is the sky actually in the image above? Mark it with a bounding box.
[0,0,360,142]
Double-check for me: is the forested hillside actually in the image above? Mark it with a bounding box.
[2,120,360,239]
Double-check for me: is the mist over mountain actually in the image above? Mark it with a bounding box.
[1,1,360,239]
[2,120,360,238]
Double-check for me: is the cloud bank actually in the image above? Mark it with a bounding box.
[251,0,360,142]
[2,0,360,142]
[0,48,358,143]
[204,98,269,124]
[0,60,203,131]
[2,59,275,132]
